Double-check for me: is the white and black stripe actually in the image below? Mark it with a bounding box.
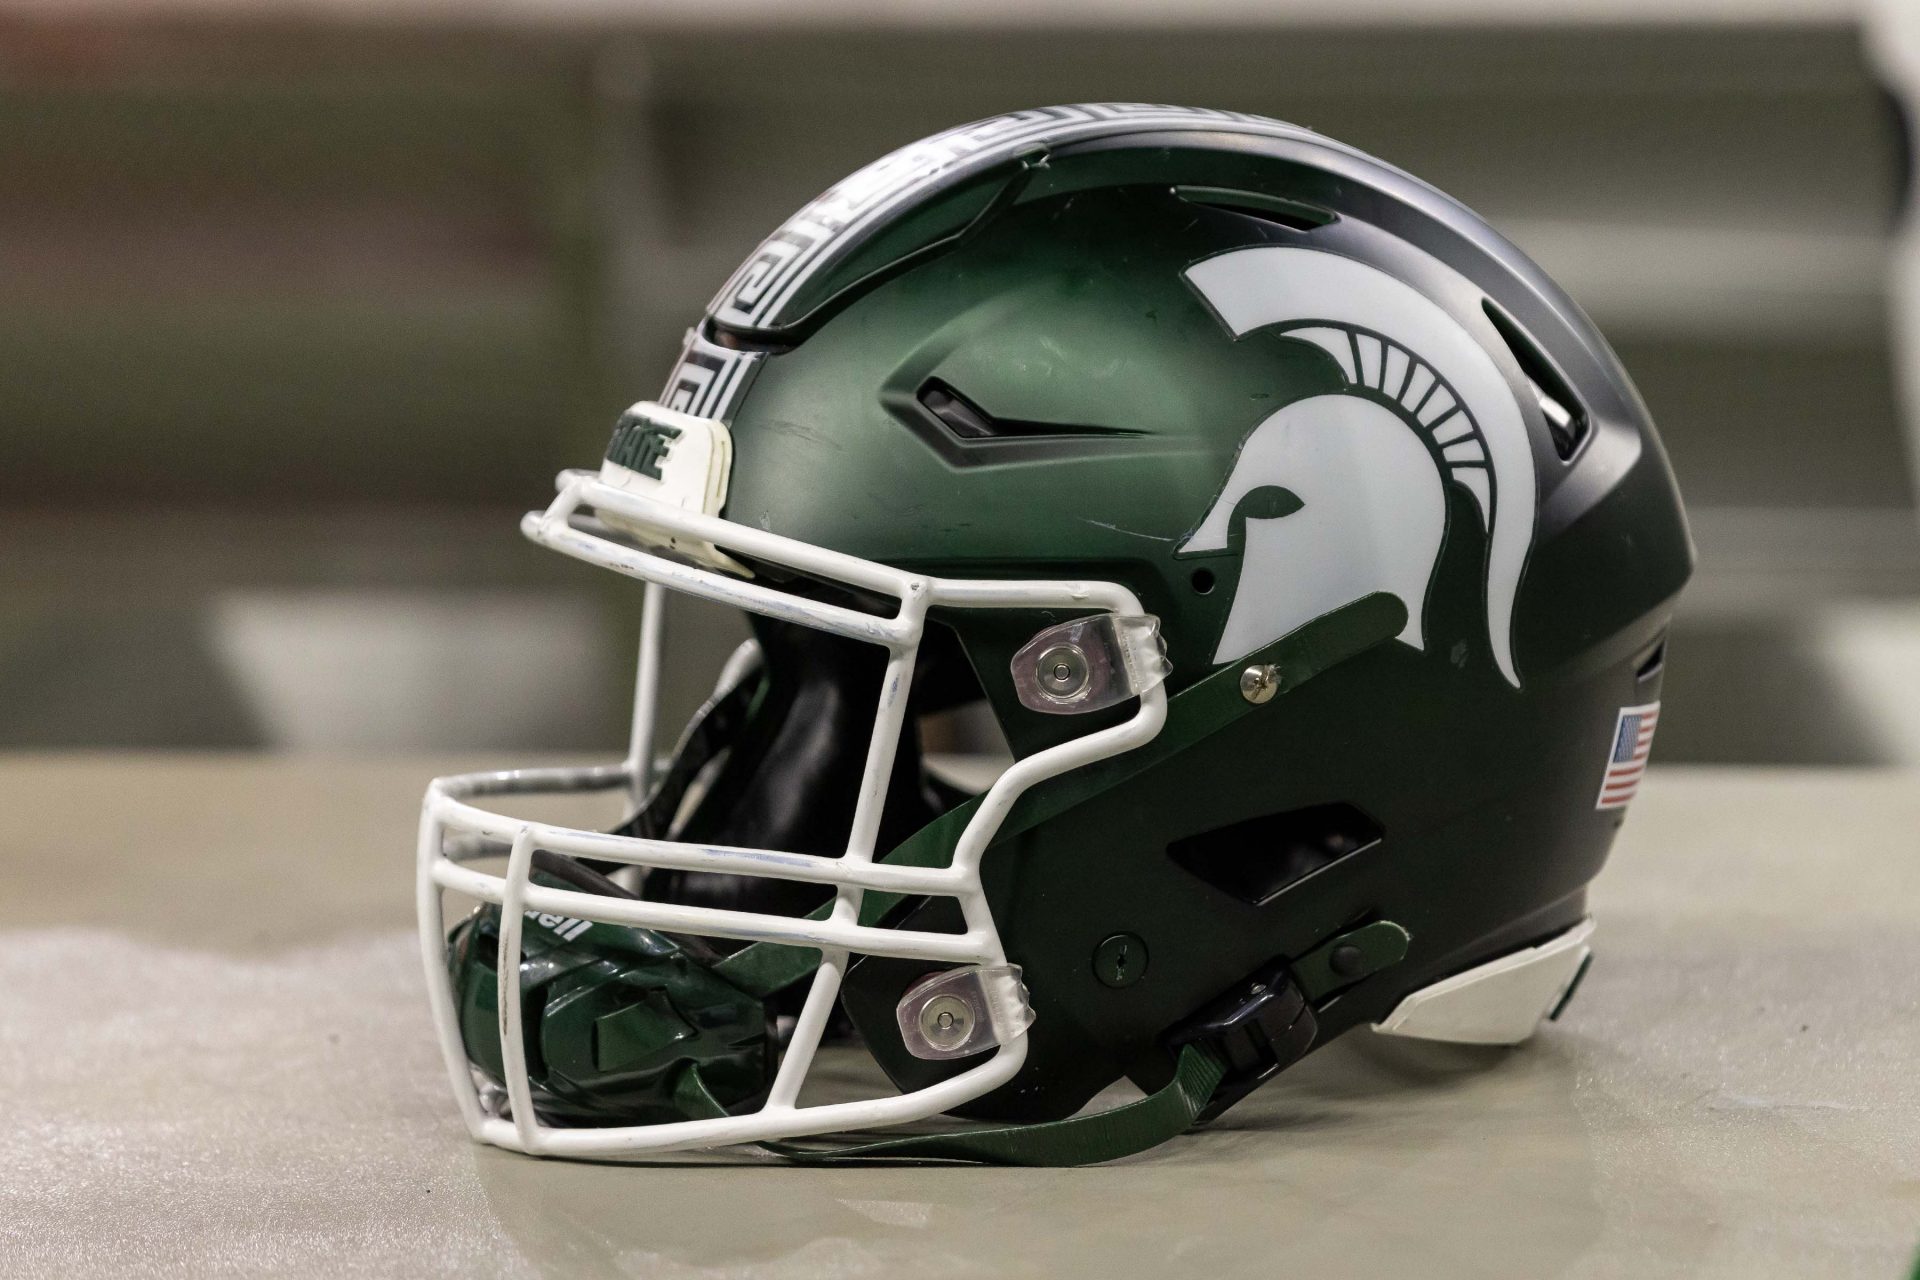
[708,104,1308,334]
[660,329,764,422]
[660,104,1328,422]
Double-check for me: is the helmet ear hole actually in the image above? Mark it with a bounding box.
[1190,568,1217,595]
[1168,802,1384,907]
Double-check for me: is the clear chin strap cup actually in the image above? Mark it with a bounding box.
[1011,614,1172,715]
[895,964,1037,1061]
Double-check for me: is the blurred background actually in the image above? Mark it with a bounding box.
[4,0,1920,764]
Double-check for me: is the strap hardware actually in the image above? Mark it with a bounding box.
[1169,961,1318,1124]
[1291,919,1412,1003]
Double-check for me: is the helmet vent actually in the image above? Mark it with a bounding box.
[1167,802,1384,907]
[1636,635,1667,682]
[701,317,797,355]
[1481,301,1589,461]
[1174,185,1336,233]
[912,379,1143,445]
[919,380,998,440]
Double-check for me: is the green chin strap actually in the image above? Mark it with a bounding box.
[674,1040,1232,1167]
[453,592,1406,1164]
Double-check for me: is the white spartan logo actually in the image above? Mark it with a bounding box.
[1178,246,1538,688]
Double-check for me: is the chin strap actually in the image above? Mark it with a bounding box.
[681,938,1357,1166]
[673,1040,1228,1167]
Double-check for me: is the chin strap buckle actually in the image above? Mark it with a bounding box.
[1168,961,1318,1124]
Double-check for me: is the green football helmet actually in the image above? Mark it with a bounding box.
[419,103,1691,1163]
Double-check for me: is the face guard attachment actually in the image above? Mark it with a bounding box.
[418,403,1175,1160]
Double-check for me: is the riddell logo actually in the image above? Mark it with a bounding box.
[526,910,593,942]
[607,410,682,480]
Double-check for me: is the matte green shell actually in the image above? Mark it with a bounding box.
[662,129,1692,1121]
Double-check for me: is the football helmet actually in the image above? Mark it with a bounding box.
[418,104,1691,1163]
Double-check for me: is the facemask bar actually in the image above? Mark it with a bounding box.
[418,469,1169,1158]
[624,580,668,812]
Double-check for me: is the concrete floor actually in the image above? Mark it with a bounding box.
[1,756,1916,1278]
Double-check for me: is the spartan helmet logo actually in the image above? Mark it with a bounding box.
[1178,247,1537,687]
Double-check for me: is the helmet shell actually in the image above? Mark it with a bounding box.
[647,107,1691,1120]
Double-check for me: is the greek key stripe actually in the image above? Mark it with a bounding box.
[708,103,1313,333]
[659,329,764,421]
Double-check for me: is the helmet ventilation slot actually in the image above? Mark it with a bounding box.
[1481,300,1589,461]
[912,379,1143,444]
[1168,802,1384,907]
[701,317,798,355]
[1635,635,1667,682]
[920,380,998,440]
[1173,185,1336,232]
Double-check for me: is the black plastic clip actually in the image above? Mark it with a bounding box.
[1168,961,1318,1124]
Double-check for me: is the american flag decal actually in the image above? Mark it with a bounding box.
[1596,701,1661,810]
